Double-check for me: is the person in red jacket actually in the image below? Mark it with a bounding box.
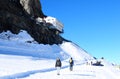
[55,58,62,75]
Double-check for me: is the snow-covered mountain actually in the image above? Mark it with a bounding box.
[0,31,120,79]
[1,0,120,78]
[0,30,93,61]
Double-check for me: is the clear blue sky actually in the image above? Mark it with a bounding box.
[41,0,120,64]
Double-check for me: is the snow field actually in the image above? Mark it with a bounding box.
[0,30,120,79]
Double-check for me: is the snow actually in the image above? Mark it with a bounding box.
[36,16,63,32]
[60,42,93,61]
[0,31,120,79]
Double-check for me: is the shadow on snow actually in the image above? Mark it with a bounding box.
[0,66,69,79]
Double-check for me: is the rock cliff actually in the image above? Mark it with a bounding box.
[0,0,67,44]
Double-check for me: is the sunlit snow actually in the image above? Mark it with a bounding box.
[0,31,119,79]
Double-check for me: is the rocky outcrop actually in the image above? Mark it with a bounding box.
[20,0,46,18]
[0,0,66,44]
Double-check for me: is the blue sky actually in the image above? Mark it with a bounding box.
[41,0,120,64]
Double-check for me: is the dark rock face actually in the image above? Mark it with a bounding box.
[0,0,66,44]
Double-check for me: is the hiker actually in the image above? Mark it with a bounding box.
[86,60,93,65]
[55,58,62,75]
[69,57,74,71]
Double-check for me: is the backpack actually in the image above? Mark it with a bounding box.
[69,59,73,64]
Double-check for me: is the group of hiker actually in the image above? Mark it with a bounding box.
[55,57,74,75]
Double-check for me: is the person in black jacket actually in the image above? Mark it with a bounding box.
[55,58,62,75]
[69,57,74,71]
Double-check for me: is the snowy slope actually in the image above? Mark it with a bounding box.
[0,30,93,61]
[0,31,120,79]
